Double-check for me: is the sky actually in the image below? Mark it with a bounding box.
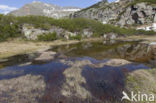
[0,0,116,14]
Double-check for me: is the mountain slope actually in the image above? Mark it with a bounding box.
[9,1,80,18]
[72,0,156,27]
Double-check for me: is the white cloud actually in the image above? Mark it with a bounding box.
[0,4,17,14]
[0,5,17,11]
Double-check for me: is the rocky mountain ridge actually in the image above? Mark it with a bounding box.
[72,0,156,30]
[9,1,80,18]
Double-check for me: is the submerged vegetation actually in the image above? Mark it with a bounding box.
[0,14,156,41]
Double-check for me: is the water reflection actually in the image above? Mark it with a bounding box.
[52,40,149,62]
[0,40,153,103]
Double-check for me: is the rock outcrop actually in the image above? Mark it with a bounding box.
[22,24,93,40]
[33,51,56,64]
[103,33,118,40]
[22,24,67,40]
[72,0,156,28]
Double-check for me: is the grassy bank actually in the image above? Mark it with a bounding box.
[0,14,156,42]
[125,68,156,103]
[0,38,104,59]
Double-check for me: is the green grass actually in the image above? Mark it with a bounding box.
[133,0,156,4]
[0,14,156,41]
[126,68,156,101]
[38,32,57,41]
[0,15,20,41]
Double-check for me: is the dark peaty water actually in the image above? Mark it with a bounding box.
[0,40,152,103]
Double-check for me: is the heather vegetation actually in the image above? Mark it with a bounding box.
[0,14,156,41]
[38,32,57,41]
[0,15,20,41]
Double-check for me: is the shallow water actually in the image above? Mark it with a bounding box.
[51,40,152,63]
[0,40,152,103]
[52,40,138,60]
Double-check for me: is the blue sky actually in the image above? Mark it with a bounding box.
[0,0,115,14]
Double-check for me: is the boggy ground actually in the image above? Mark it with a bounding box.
[0,57,151,103]
[0,36,156,103]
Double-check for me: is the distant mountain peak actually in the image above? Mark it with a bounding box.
[9,2,81,18]
[32,1,45,4]
[32,1,41,3]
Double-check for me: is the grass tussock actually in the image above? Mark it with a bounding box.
[126,68,156,97]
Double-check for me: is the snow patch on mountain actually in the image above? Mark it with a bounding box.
[115,0,120,3]
[62,9,80,12]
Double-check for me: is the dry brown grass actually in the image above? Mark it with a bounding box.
[0,38,103,59]
[118,35,156,42]
[126,68,156,97]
